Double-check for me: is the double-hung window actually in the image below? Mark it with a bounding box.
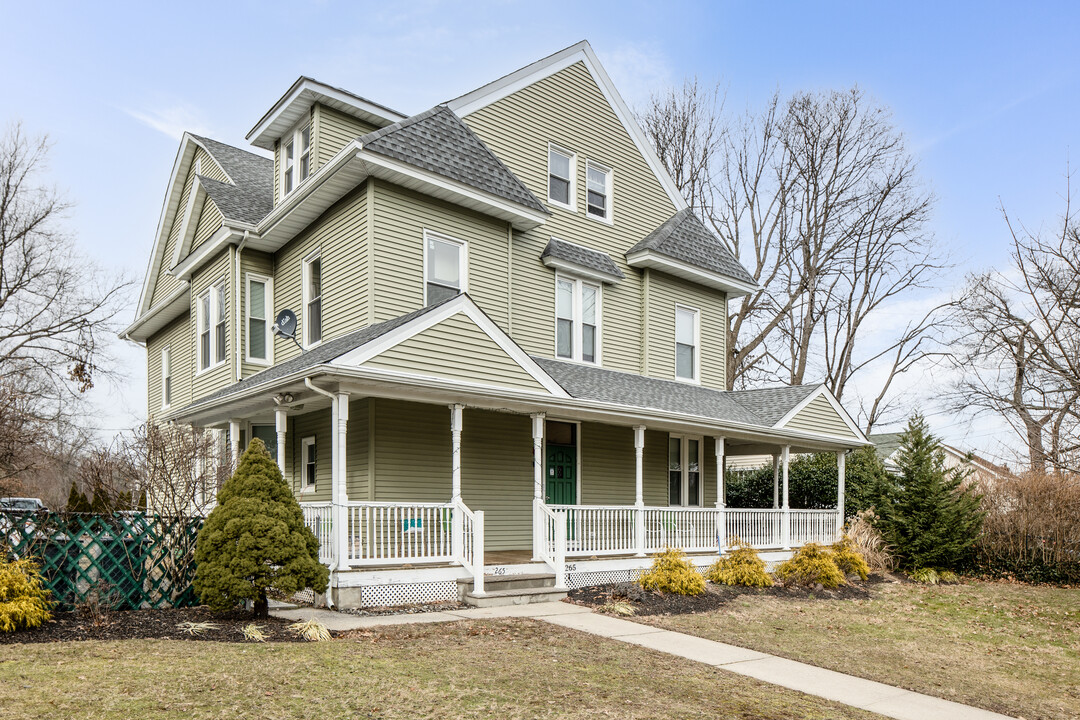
[303,252,322,347]
[675,305,699,382]
[555,275,600,364]
[161,347,171,409]
[585,160,613,222]
[246,274,272,364]
[424,231,467,306]
[548,144,576,210]
[281,122,312,197]
[668,435,702,507]
[197,281,227,372]
[301,436,316,491]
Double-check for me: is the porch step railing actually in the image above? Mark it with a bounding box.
[453,500,485,595]
[535,499,567,588]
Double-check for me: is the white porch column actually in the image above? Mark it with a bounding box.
[836,450,847,540]
[332,395,349,569]
[450,404,464,502]
[634,425,646,557]
[772,454,780,509]
[531,413,545,561]
[714,436,726,553]
[228,420,241,465]
[274,408,287,474]
[781,445,791,550]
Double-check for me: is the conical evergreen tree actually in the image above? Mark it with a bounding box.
[193,438,329,617]
[65,482,92,513]
[877,414,984,571]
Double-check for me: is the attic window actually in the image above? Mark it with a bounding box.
[282,122,312,196]
[586,160,613,223]
[548,144,575,211]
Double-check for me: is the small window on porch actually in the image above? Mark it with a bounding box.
[301,436,316,491]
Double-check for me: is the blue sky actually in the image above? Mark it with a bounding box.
[1,1,1076,462]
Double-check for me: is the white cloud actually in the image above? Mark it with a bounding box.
[124,103,213,140]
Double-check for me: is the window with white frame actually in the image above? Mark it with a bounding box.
[161,347,171,409]
[303,252,322,347]
[585,160,613,222]
[197,281,227,372]
[555,275,600,364]
[281,122,312,197]
[675,305,699,382]
[547,144,576,210]
[424,231,467,306]
[301,436,316,490]
[246,274,272,364]
[668,435,702,507]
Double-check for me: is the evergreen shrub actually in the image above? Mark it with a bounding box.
[706,539,773,587]
[774,543,845,589]
[638,547,706,595]
[0,559,54,632]
[831,534,871,580]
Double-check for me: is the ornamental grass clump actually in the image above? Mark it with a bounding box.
[0,559,54,632]
[638,547,706,596]
[290,618,331,642]
[831,534,871,581]
[774,543,846,589]
[706,539,773,587]
[909,567,940,585]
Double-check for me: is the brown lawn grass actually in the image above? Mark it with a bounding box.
[641,578,1080,720]
[0,617,884,719]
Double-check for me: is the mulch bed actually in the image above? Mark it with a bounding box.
[568,574,889,616]
[0,606,313,645]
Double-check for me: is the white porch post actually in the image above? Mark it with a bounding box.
[714,436,726,553]
[335,393,350,568]
[634,425,646,557]
[531,413,545,561]
[836,450,846,540]
[450,404,464,501]
[228,420,241,465]
[772,454,780,509]
[781,445,791,550]
[274,408,287,474]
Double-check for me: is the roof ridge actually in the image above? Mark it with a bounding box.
[357,106,445,145]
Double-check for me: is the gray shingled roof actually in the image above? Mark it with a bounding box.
[628,209,756,287]
[727,384,821,427]
[359,106,547,214]
[191,135,274,225]
[541,238,624,280]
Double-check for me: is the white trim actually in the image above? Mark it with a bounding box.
[245,273,274,365]
[546,142,577,212]
[541,255,621,285]
[160,346,172,410]
[773,385,868,444]
[422,230,468,306]
[171,176,207,267]
[170,225,244,280]
[541,418,582,506]
[121,280,190,342]
[584,159,613,225]
[333,294,570,398]
[195,280,228,375]
[667,434,705,507]
[446,40,688,214]
[625,250,759,297]
[302,249,323,349]
[674,304,701,384]
[300,435,317,493]
[554,273,601,366]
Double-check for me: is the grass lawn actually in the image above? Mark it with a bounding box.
[640,578,1080,720]
[0,618,885,720]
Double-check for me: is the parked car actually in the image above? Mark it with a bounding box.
[0,497,45,512]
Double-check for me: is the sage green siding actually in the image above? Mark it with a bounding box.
[363,312,546,392]
[189,249,233,400]
[271,184,369,365]
[239,250,275,379]
[462,61,682,373]
[347,398,370,500]
[286,408,332,502]
[371,181,510,327]
[191,197,223,252]
[646,272,727,390]
[373,399,450,504]
[314,104,378,169]
[784,395,858,439]
[145,313,192,416]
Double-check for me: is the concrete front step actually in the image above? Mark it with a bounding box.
[457,572,556,593]
[464,586,570,607]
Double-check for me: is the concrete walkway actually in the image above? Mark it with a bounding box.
[271,603,1015,720]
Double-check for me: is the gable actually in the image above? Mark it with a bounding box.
[359,311,550,394]
[779,393,861,441]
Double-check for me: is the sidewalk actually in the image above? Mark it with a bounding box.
[271,602,1016,720]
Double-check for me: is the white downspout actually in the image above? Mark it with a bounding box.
[305,377,338,609]
[234,231,249,383]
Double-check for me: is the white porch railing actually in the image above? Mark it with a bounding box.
[535,499,568,588]
[300,502,334,563]
[726,509,784,549]
[453,500,485,595]
[788,509,837,546]
[554,505,637,556]
[642,507,721,553]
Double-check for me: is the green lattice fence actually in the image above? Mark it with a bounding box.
[0,511,203,610]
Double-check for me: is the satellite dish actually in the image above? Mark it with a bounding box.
[272,309,297,339]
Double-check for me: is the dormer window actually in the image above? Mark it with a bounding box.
[282,122,312,196]
[586,160,613,223]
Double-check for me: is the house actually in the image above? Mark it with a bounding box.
[122,41,867,608]
[870,433,1010,487]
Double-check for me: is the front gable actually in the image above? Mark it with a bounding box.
[775,388,867,443]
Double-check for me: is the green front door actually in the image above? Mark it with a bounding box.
[546,444,577,505]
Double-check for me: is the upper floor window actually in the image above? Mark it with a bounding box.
[668,435,702,507]
[585,160,613,223]
[197,281,227,373]
[675,305,699,382]
[555,275,600,364]
[548,144,576,211]
[424,231,467,306]
[282,122,312,196]
[303,252,322,347]
[161,347,171,409]
[246,274,273,364]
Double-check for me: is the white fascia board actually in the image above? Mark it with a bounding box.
[247,77,407,151]
[773,385,869,445]
[120,281,190,343]
[171,177,208,267]
[541,255,621,284]
[625,250,759,297]
[447,40,689,215]
[169,226,243,280]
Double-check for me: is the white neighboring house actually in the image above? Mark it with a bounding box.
[869,433,1012,487]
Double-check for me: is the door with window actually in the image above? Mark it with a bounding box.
[545,421,577,505]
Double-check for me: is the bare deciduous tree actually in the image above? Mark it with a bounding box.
[640,85,947,431]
